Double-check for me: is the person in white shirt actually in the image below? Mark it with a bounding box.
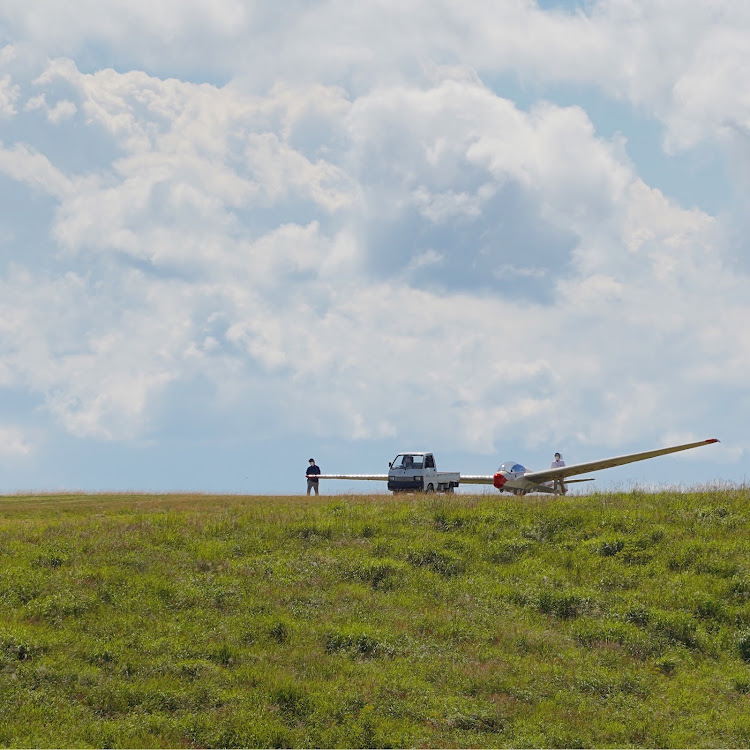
[551,452,567,494]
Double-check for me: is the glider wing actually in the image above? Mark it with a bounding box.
[316,474,389,481]
[522,438,719,485]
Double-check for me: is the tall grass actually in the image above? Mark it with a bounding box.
[0,488,749,747]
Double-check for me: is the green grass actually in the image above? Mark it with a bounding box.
[1,488,750,747]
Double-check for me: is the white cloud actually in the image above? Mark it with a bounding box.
[1,0,249,64]
[245,132,354,210]
[0,2,747,488]
[0,268,185,440]
[1,60,745,452]
[47,99,77,123]
[0,142,72,198]
[0,74,19,117]
[23,92,76,122]
[24,93,45,111]
[3,1,749,162]
[0,426,32,457]
[23,60,355,265]
[412,185,490,223]
[0,45,16,64]
[405,248,443,273]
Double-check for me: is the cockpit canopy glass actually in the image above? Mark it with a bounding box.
[498,462,526,474]
[391,454,424,469]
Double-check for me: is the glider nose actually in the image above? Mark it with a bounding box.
[493,472,507,490]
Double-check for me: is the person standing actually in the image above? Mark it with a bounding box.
[306,458,321,495]
[551,452,567,495]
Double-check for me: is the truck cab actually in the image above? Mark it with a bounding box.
[387,453,460,493]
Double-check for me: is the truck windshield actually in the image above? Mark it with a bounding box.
[391,454,424,469]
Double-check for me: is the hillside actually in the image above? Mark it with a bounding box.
[1,489,749,748]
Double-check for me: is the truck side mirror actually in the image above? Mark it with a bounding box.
[388,462,392,468]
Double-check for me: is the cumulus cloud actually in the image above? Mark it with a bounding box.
[3,0,747,146]
[0,142,72,198]
[0,1,746,490]
[0,54,744,447]
[0,426,32,457]
[23,93,76,122]
[0,268,180,439]
[0,74,19,117]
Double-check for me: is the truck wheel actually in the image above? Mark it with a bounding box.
[426,484,435,493]
[445,485,454,494]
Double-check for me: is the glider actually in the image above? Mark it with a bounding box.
[316,438,719,495]
[461,438,720,495]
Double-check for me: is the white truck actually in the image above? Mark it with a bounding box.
[387,452,460,494]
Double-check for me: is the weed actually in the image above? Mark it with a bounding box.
[695,506,729,523]
[26,591,98,623]
[0,634,38,661]
[34,551,67,568]
[270,684,310,721]
[432,508,468,532]
[292,522,333,541]
[324,629,395,658]
[521,518,565,542]
[731,575,750,600]
[269,621,289,643]
[654,656,678,675]
[536,588,589,619]
[694,596,724,621]
[652,611,701,649]
[594,537,625,557]
[446,710,504,733]
[738,630,750,662]
[624,606,651,626]
[406,548,463,577]
[341,559,404,590]
[572,618,628,647]
[208,643,237,666]
[489,539,532,564]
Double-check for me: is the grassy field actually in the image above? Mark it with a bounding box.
[1,488,750,748]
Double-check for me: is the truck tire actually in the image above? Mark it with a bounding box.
[426,484,434,493]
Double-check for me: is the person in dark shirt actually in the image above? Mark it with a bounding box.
[306,458,321,495]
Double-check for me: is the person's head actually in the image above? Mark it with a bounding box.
[554,452,561,460]
[309,458,316,465]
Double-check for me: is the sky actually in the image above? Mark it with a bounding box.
[0,0,747,494]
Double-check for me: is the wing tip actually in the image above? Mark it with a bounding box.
[706,438,720,444]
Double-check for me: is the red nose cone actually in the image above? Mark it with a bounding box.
[493,472,507,490]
